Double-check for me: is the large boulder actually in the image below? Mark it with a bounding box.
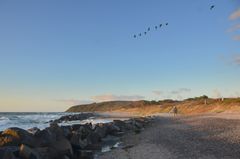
[50,138,73,157]
[106,123,120,135]
[0,128,39,147]
[35,123,64,146]
[86,132,101,145]
[70,133,88,149]
[35,129,56,146]
[19,144,40,159]
[113,120,127,131]
[27,127,40,136]
[94,123,107,138]
[61,126,72,139]
[34,147,61,159]
[0,146,19,159]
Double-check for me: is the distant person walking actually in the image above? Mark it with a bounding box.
[172,106,178,117]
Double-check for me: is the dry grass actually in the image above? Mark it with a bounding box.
[66,98,240,116]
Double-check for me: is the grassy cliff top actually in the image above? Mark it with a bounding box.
[66,97,240,115]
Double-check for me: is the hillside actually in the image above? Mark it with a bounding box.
[66,97,240,115]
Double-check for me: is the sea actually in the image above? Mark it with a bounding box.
[0,112,128,131]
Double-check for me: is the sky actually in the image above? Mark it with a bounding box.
[0,0,240,112]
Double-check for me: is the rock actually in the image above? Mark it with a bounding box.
[0,135,19,147]
[0,128,38,147]
[61,155,70,159]
[0,151,17,159]
[19,144,40,159]
[125,121,137,131]
[35,128,57,146]
[94,123,107,138]
[134,121,143,129]
[28,127,40,136]
[36,123,64,146]
[75,150,93,159]
[34,147,52,159]
[87,132,101,144]
[113,120,127,131]
[50,138,73,157]
[134,129,141,134]
[111,131,125,137]
[107,123,120,135]
[0,146,19,159]
[49,123,64,139]
[34,147,61,159]
[53,113,94,123]
[61,126,72,139]
[70,133,88,149]
[70,124,82,131]
[85,144,101,150]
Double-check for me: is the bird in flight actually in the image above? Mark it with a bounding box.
[133,22,169,39]
[210,5,215,10]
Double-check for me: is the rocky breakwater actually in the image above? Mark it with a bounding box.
[51,113,95,123]
[0,116,153,159]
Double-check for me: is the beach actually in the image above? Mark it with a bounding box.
[1,112,240,158]
[98,113,240,159]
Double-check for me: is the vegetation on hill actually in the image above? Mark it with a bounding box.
[66,96,240,115]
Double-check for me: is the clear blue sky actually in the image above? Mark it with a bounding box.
[0,0,240,111]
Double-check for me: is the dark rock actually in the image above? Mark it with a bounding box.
[50,138,73,157]
[122,144,134,150]
[70,133,88,149]
[106,123,120,135]
[35,128,57,147]
[75,150,93,159]
[19,144,40,159]
[61,155,70,159]
[61,126,72,139]
[0,128,39,147]
[53,113,94,123]
[35,147,61,159]
[113,120,127,131]
[94,123,107,138]
[86,132,101,144]
[134,129,141,134]
[0,146,19,159]
[111,131,125,137]
[49,122,64,139]
[28,127,40,136]
[134,121,143,129]
[125,121,138,131]
[70,124,82,131]
[76,125,92,139]
[36,123,64,146]
[85,144,102,150]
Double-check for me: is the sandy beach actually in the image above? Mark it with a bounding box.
[97,113,240,159]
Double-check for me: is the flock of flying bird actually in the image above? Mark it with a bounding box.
[133,5,215,38]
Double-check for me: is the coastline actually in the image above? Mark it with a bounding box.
[0,113,153,159]
[98,113,240,159]
[1,112,240,159]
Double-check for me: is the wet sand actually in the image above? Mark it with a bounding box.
[97,113,240,159]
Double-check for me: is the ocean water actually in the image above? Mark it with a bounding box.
[0,112,129,131]
[0,112,78,131]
